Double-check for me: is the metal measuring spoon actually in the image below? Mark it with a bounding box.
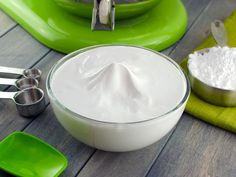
[211,20,228,47]
[0,66,42,81]
[0,87,46,117]
[0,77,38,90]
[196,20,228,55]
[187,20,236,106]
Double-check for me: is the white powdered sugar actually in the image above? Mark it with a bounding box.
[188,46,236,90]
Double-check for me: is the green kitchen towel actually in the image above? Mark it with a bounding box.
[181,11,236,133]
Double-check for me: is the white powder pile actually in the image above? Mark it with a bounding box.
[188,46,236,90]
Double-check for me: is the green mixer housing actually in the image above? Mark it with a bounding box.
[0,0,187,53]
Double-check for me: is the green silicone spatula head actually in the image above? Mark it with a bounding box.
[0,132,68,177]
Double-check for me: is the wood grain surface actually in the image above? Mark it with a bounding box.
[0,0,235,176]
[147,0,236,176]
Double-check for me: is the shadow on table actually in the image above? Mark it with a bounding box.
[0,170,14,177]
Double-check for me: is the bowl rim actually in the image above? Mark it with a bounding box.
[46,44,191,125]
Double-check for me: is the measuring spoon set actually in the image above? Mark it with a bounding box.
[0,66,46,117]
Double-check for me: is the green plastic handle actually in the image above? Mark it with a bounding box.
[54,0,162,19]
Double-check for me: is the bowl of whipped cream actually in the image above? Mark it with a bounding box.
[46,45,190,152]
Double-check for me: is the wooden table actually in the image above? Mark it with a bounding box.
[0,0,236,176]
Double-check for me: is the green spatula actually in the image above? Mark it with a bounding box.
[0,132,68,177]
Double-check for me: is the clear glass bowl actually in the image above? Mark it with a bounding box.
[46,45,190,152]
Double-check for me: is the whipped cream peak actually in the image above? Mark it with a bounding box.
[51,46,187,123]
[86,63,140,93]
[84,62,150,113]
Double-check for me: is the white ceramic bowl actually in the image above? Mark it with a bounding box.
[46,45,190,152]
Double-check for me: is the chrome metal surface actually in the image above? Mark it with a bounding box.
[0,66,24,75]
[0,87,46,117]
[188,20,236,106]
[0,77,38,90]
[0,66,42,80]
[211,20,228,47]
[188,69,236,106]
[15,78,39,90]
[92,0,115,31]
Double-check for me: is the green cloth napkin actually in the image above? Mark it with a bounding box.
[180,11,236,133]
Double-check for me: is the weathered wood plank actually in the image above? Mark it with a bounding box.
[0,27,50,69]
[24,106,96,177]
[0,26,50,141]
[21,51,96,177]
[163,0,212,55]
[0,13,96,177]
[76,1,215,177]
[0,0,208,176]
[77,134,173,177]
[1,1,235,177]
[146,114,236,177]
[0,36,97,177]
[146,0,236,176]
[169,0,236,62]
[0,27,49,132]
[0,10,16,37]
[0,25,51,176]
[0,49,96,177]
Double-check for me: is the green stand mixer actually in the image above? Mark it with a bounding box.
[0,0,187,53]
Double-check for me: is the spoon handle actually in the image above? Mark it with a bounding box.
[211,20,228,47]
[0,78,17,86]
[0,66,24,75]
[0,91,16,99]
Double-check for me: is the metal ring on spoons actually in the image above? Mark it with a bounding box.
[0,77,39,90]
[187,20,236,106]
[0,66,42,81]
[0,87,46,117]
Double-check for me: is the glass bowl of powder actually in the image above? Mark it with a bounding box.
[187,46,236,106]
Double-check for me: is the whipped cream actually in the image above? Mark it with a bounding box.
[51,46,187,123]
